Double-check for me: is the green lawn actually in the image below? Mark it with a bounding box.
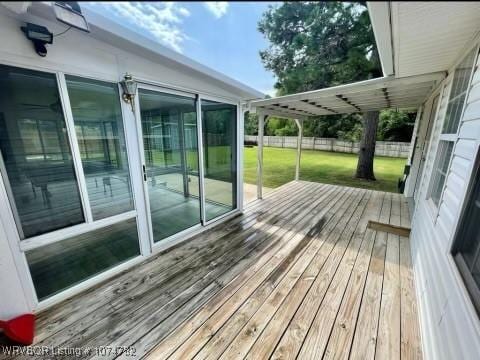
[244,147,406,193]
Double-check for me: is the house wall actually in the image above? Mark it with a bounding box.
[0,9,244,101]
[245,135,410,158]
[406,41,480,359]
[0,8,247,319]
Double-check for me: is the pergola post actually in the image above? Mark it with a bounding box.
[294,118,303,181]
[257,113,267,199]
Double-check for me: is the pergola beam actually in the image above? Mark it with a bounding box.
[336,94,362,111]
[300,100,338,114]
[250,72,445,108]
[382,87,391,107]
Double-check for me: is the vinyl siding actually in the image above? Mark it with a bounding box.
[410,47,480,359]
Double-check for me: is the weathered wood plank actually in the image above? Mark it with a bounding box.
[104,185,340,359]
[400,236,423,360]
[320,194,391,360]
[243,190,371,360]
[216,190,366,360]
[143,184,348,360]
[5,182,422,360]
[367,220,411,237]
[375,194,401,360]
[348,194,390,360]
[31,181,306,344]
[29,181,315,349]
[52,183,327,359]
[295,191,385,360]
[191,188,362,360]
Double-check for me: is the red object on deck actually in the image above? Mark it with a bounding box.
[0,314,35,345]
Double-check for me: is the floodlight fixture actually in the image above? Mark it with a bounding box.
[21,23,53,57]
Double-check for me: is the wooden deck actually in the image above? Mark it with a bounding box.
[1,181,422,359]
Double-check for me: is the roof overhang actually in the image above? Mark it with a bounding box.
[250,72,445,120]
[366,2,394,76]
[0,2,264,100]
[367,2,480,78]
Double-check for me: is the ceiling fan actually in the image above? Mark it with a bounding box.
[20,98,97,114]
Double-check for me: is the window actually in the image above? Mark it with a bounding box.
[429,141,454,205]
[428,48,478,207]
[0,65,84,238]
[65,76,134,220]
[452,150,480,316]
[26,218,140,300]
[201,100,237,221]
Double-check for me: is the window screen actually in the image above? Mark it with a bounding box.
[443,49,478,134]
[429,141,454,206]
[65,76,134,220]
[452,150,480,316]
[0,65,84,238]
[428,48,478,206]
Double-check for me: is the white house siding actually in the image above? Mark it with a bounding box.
[409,46,480,359]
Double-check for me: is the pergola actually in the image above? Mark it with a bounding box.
[249,72,445,199]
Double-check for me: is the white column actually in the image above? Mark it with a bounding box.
[294,118,303,181]
[257,113,266,199]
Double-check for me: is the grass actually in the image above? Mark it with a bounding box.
[244,146,406,193]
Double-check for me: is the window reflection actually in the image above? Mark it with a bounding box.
[138,90,202,241]
[0,65,84,238]
[201,100,237,221]
[66,76,134,220]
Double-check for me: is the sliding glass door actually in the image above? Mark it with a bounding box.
[201,99,237,221]
[138,89,201,242]
[137,89,239,243]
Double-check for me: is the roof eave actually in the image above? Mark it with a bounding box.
[4,2,264,100]
[367,2,394,77]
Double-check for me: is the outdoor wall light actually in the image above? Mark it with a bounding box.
[21,23,53,57]
[120,73,137,112]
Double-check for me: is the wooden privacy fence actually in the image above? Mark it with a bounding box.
[244,135,410,158]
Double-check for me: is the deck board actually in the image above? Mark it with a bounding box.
[0,181,422,360]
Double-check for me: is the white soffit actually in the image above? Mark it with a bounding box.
[390,2,480,77]
[250,73,444,120]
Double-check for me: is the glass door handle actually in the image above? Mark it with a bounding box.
[142,165,147,181]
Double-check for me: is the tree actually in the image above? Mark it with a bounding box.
[265,117,298,136]
[356,111,379,180]
[244,112,259,135]
[258,2,381,95]
[377,109,416,141]
[258,2,383,180]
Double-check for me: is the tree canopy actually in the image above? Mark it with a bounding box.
[250,2,415,143]
[258,1,381,95]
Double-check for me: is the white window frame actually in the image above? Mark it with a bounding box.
[133,84,242,253]
[426,45,480,219]
[0,63,143,307]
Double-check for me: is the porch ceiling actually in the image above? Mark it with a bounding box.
[250,72,445,120]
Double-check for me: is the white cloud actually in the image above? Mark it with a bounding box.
[203,2,229,19]
[89,2,191,53]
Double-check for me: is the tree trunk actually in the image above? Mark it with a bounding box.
[355,111,379,180]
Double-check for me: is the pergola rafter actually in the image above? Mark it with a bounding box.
[248,72,445,200]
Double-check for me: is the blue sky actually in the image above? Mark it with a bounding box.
[85,2,278,96]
